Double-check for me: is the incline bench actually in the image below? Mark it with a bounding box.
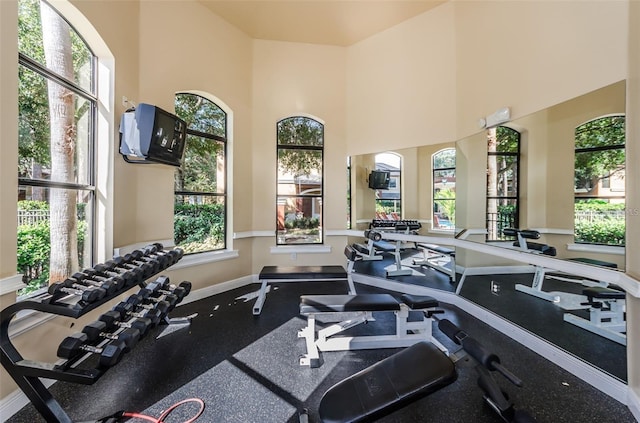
[253,265,354,315]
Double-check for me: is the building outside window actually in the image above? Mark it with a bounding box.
[486,126,520,241]
[574,115,625,246]
[277,116,324,245]
[432,148,455,230]
[373,152,401,219]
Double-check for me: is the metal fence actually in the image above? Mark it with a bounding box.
[17,210,49,226]
[574,210,625,222]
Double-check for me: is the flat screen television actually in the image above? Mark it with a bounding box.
[368,170,390,189]
[119,103,187,167]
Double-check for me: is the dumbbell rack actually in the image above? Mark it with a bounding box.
[0,248,184,423]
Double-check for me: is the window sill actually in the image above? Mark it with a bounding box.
[269,245,332,254]
[170,249,239,270]
[567,243,625,255]
[0,274,26,297]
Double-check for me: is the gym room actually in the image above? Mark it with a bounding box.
[0,0,639,422]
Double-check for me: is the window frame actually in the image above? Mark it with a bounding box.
[486,126,520,241]
[174,92,228,254]
[17,0,98,297]
[276,116,324,245]
[432,148,456,231]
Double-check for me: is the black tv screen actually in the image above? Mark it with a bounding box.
[119,103,187,167]
[368,170,390,189]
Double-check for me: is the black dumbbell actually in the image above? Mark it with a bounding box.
[87,264,133,289]
[131,249,168,271]
[137,288,178,310]
[123,252,161,273]
[99,260,145,286]
[143,244,184,266]
[113,302,162,326]
[82,321,140,352]
[57,333,125,367]
[112,255,155,279]
[98,310,153,338]
[146,277,190,303]
[48,281,104,303]
[69,270,119,295]
[125,294,170,318]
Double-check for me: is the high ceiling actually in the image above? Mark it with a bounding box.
[198,1,446,46]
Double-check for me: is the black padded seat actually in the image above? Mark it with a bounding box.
[583,286,626,300]
[318,341,457,423]
[259,265,346,280]
[300,294,400,314]
[400,294,438,309]
[568,257,618,269]
[372,241,396,252]
[416,243,455,256]
[513,241,557,256]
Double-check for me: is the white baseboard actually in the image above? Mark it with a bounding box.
[177,275,253,306]
[0,378,56,421]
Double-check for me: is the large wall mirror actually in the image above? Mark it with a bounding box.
[349,80,627,383]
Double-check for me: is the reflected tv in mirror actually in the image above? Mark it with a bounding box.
[368,170,390,189]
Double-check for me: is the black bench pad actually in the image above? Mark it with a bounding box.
[583,286,626,300]
[400,294,438,309]
[373,241,396,252]
[513,241,557,256]
[259,265,346,280]
[318,341,457,423]
[569,257,618,269]
[417,243,455,256]
[300,294,400,314]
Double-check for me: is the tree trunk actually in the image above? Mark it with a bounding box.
[41,1,78,283]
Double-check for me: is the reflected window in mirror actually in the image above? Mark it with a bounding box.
[347,156,352,229]
[486,127,520,241]
[374,152,402,219]
[276,116,324,245]
[432,148,456,230]
[574,115,625,246]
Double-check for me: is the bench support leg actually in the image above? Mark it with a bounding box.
[253,279,269,315]
[515,266,560,303]
[564,300,626,345]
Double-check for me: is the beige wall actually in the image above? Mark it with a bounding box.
[250,40,348,270]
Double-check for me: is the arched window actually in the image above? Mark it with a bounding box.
[486,126,520,241]
[432,148,455,230]
[174,93,228,253]
[574,115,625,246]
[17,0,97,295]
[373,152,402,219]
[276,116,323,245]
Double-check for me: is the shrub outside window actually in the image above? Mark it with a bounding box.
[277,117,323,245]
[174,93,227,254]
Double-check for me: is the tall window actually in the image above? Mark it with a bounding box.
[277,116,323,245]
[374,152,402,218]
[174,93,227,254]
[17,0,96,296]
[486,127,520,241]
[433,148,456,230]
[574,116,625,246]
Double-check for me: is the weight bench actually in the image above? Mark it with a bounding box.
[504,228,562,303]
[253,265,352,315]
[297,293,446,367]
[563,285,626,345]
[414,243,456,283]
[315,318,535,423]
